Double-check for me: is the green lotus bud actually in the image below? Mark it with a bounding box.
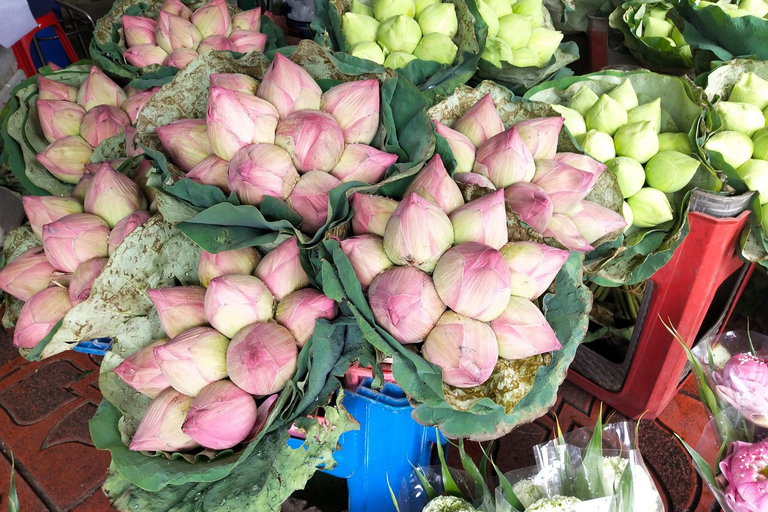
[351,0,374,16]
[482,36,514,67]
[551,105,586,137]
[585,94,628,136]
[487,0,513,16]
[511,47,543,67]
[413,33,458,64]
[614,121,659,164]
[730,72,768,111]
[343,12,380,47]
[384,51,418,69]
[627,187,674,227]
[418,3,458,37]
[741,0,768,17]
[377,15,422,53]
[578,129,615,163]
[568,85,599,116]
[350,41,386,64]
[736,159,768,204]
[670,26,687,47]
[415,0,440,18]
[497,13,532,50]
[608,79,639,111]
[373,0,415,20]
[721,5,751,17]
[643,16,672,38]
[716,101,766,136]
[658,132,693,154]
[645,150,700,192]
[627,98,662,134]
[606,157,645,198]
[705,130,754,169]
[526,28,563,63]
[512,0,544,26]
[754,127,768,161]
[622,201,633,231]
[477,0,500,36]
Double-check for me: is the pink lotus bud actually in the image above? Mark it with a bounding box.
[320,80,380,145]
[499,241,569,300]
[204,274,275,338]
[404,154,464,214]
[72,170,94,202]
[22,195,84,240]
[719,438,768,510]
[37,100,85,143]
[531,160,595,215]
[197,35,236,53]
[160,0,193,19]
[156,11,203,54]
[227,143,299,206]
[182,380,257,450]
[330,144,398,183]
[714,353,768,428]
[491,297,561,359]
[569,200,626,244]
[473,128,535,188]
[350,193,398,237]
[84,162,148,227]
[113,338,172,398]
[68,257,108,305]
[513,117,564,160]
[368,266,446,344]
[38,75,77,102]
[256,52,322,118]
[164,48,199,68]
[453,172,495,189]
[206,86,279,160]
[232,8,261,31]
[131,160,156,211]
[79,105,131,148]
[191,0,232,39]
[543,213,593,252]
[108,211,152,255]
[186,155,230,194]
[246,392,277,441]
[552,152,606,182]
[147,286,207,338]
[274,288,338,347]
[433,242,511,322]
[154,326,229,396]
[383,193,454,273]
[122,15,157,47]
[275,111,346,173]
[422,311,498,388]
[198,247,261,288]
[338,235,394,290]
[226,322,298,396]
[156,119,213,172]
[504,182,554,234]
[230,30,267,53]
[42,213,109,272]
[287,171,341,235]
[125,126,143,158]
[0,247,59,301]
[35,135,93,184]
[76,67,128,111]
[120,88,158,125]
[453,94,504,148]
[254,237,310,301]
[210,73,258,94]
[433,121,476,174]
[12,287,72,348]
[129,388,199,452]
[449,189,507,249]
[124,44,169,68]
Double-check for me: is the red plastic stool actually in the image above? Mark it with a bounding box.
[11,11,79,78]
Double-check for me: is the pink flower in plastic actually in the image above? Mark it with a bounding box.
[320,79,380,145]
[504,182,554,234]
[113,338,172,398]
[226,322,298,396]
[0,247,59,302]
[198,247,261,288]
[490,296,561,359]
[13,287,72,348]
[182,380,257,450]
[473,127,536,188]
[122,15,157,47]
[404,154,464,214]
[499,241,569,300]
[227,143,300,206]
[256,52,322,118]
[714,353,768,428]
[453,94,504,148]
[230,30,267,53]
[287,171,341,235]
[275,111,346,173]
[329,144,398,184]
[513,117,564,160]
[42,213,109,272]
[719,439,768,512]
[147,286,207,339]
[124,44,169,68]
[350,193,398,237]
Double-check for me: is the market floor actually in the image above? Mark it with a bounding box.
[0,322,714,512]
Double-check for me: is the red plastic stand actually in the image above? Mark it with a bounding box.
[568,210,751,419]
[11,11,79,78]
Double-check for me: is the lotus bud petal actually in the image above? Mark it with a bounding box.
[482,36,514,68]
[642,15,672,37]
[84,163,147,227]
[511,0,544,23]
[339,234,394,290]
[532,160,598,214]
[656,132,691,155]
[122,15,157,47]
[606,157,645,198]
[416,2,457,37]
[705,130,753,170]
[42,213,108,272]
[156,119,213,172]
[72,170,94,202]
[38,75,77,102]
[274,288,338,347]
[454,94,505,148]
[321,80,380,145]
[383,52,418,69]
[737,159,768,204]
[491,297,560,359]
[550,105,586,138]
[350,41,386,65]
[404,154,464,214]
[713,353,768,428]
[413,33,458,65]
[422,311,498,387]
[543,213,593,252]
[79,105,131,148]
[352,0,374,16]
[275,111,346,173]
[181,380,257,450]
[124,43,169,67]
[154,326,229,396]
[0,247,59,301]
[626,187,674,228]
[449,189,507,249]
[232,8,261,31]
[415,0,440,17]
[368,266,445,343]
[131,160,157,210]
[577,129,615,163]
[35,135,93,184]
[13,287,72,348]
[433,121,476,174]
[156,11,203,53]
[113,338,172,398]
[613,121,659,164]
[568,84,599,116]
[124,126,143,158]
[22,196,83,240]
[186,155,230,194]
[607,79,638,111]
[498,14,532,50]
[378,15,422,54]
[504,182,554,233]
[160,0,193,19]
[228,144,299,206]
[716,101,765,136]
[37,100,85,143]
[198,247,261,288]
[254,237,310,301]
[627,98,662,134]
[570,200,627,244]
[500,241,569,300]
[210,73,258,94]
[453,172,495,189]
[197,35,236,53]
[230,30,267,53]
[207,86,279,160]
[120,88,158,125]
[730,72,768,110]
[526,27,562,63]
[227,322,298,396]
[510,47,543,68]
[68,256,107,305]
[256,53,322,118]
[541,152,606,186]
[373,0,415,20]
[622,201,633,230]
[108,211,151,255]
[204,274,275,338]
[129,388,199,452]
[513,117,564,161]
[147,286,207,338]
[191,0,231,39]
[645,150,700,193]
[76,67,127,111]
[164,48,199,68]
[342,13,380,47]
[287,171,342,235]
[350,193,398,236]
[330,144,397,183]
[474,128,536,188]
[477,0,499,36]
[585,94,628,136]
